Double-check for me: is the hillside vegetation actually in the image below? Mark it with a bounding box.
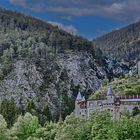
[1,111,140,140]
[94,21,140,65]
[0,8,136,126]
[90,74,140,99]
[0,8,112,124]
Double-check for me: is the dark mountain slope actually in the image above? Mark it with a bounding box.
[0,8,114,123]
[0,8,130,124]
[0,8,92,53]
[94,21,140,65]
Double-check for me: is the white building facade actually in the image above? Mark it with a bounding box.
[75,87,140,119]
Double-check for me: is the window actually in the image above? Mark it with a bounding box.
[89,102,94,107]
[97,101,102,106]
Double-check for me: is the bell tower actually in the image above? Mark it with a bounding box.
[107,86,114,98]
[75,91,82,117]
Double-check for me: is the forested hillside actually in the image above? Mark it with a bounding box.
[1,111,140,140]
[0,8,93,53]
[0,7,133,126]
[90,74,140,100]
[1,7,140,140]
[94,21,140,65]
[0,8,115,124]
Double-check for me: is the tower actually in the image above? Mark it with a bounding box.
[107,86,115,105]
[107,86,114,98]
[75,91,87,119]
[76,91,82,102]
[75,91,82,117]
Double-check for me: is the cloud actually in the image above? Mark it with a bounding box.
[9,0,140,21]
[9,0,46,12]
[9,0,28,8]
[10,0,26,7]
[48,21,78,35]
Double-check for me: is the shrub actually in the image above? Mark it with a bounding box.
[11,113,40,139]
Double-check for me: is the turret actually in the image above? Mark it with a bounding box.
[76,91,82,102]
[75,91,82,117]
[75,91,87,119]
[107,86,114,99]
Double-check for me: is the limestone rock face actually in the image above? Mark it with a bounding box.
[57,52,107,91]
[0,51,108,118]
[0,60,43,105]
[0,49,130,119]
[0,8,131,120]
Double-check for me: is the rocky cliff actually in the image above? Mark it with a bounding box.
[0,8,130,121]
[0,52,108,119]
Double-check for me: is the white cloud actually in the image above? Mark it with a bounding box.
[9,0,46,12]
[9,0,140,22]
[9,0,27,7]
[48,21,78,35]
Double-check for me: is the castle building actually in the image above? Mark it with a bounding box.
[75,87,140,119]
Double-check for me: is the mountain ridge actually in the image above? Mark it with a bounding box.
[93,20,140,65]
[0,8,111,122]
[0,8,132,123]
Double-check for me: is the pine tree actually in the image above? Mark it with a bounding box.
[0,99,20,127]
[43,105,52,122]
[25,100,36,114]
[132,106,140,116]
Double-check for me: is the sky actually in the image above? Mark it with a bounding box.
[1,0,140,39]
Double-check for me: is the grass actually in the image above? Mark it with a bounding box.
[89,74,140,99]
